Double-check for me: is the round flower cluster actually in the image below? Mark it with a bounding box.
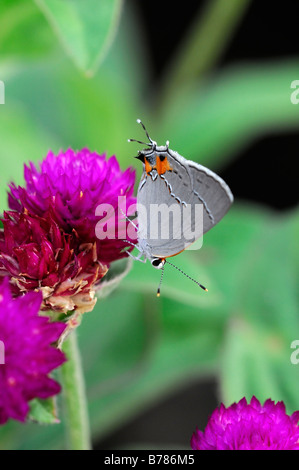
[1,149,136,313]
[0,278,66,424]
[191,396,299,450]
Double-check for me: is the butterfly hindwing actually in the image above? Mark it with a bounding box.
[137,150,210,257]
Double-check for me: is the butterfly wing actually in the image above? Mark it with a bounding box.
[153,149,233,234]
[137,174,195,258]
[137,149,233,258]
[184,157,233,233]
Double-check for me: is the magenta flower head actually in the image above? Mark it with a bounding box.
[0,277,66,424]
[191,396,299,450]
[0,211,108,313]
[8,148,137,264]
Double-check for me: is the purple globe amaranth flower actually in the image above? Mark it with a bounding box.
[191,396,299,450]
[0,210,108,314]
[8,148,137,264]
[0,277,66,424]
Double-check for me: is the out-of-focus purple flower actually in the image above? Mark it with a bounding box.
[191,396,299,450]
[8,148,137,264]
[0,277,66,424]
[0,211,108,314]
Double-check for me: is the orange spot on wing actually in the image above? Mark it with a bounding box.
[144,155,172,176]
[156,156,172,175]
[145,158,152,175]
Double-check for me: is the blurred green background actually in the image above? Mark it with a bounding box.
[0,0,298,449]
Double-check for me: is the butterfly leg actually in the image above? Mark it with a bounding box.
[126,249,147,263]
[119,207,138,231]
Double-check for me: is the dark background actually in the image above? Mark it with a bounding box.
[97,0,299,449]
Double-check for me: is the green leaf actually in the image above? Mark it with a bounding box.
[28,397,59,424]
[35,0,123,75]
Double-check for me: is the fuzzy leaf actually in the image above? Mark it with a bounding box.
[35,0,123,75]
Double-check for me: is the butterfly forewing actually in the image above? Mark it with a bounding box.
[137,150,207,257]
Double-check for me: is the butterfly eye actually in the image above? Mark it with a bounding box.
[135,154,145,163]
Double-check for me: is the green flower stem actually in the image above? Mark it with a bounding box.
[60,330,91,450]
[157,0,251,111]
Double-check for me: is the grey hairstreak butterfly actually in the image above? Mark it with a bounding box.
[127,119,233,295]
